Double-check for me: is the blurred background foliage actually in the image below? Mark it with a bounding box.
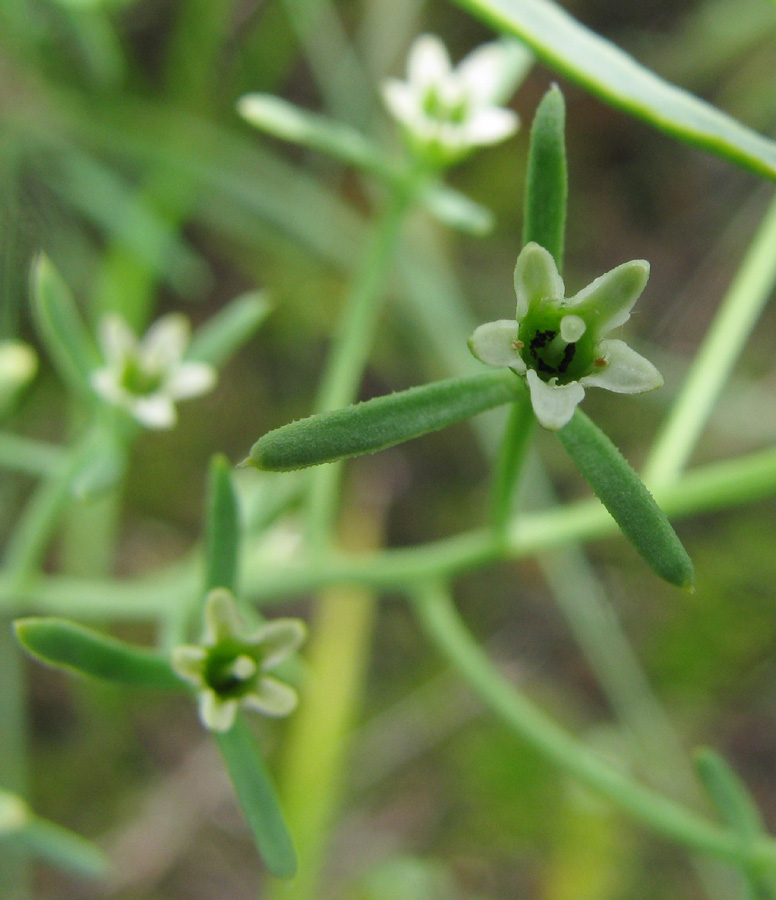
[3,0,776,898]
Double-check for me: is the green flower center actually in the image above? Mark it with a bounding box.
[119,355,165,396]
[204,640,260,699]
[518,304,598,384]
[422,86,469,124]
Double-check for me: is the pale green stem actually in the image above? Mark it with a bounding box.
[0,620,31,900]
[0,434,64,475]
[643,193,776,488]
[16,440,776,617]
[1,431,97,592]
[489,388,535,539]
[411,581,776,876]
[305,185,414,549]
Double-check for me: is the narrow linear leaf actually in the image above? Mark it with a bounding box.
[20,817,110,880]
[216,717,297,879]
[30,255,101,400]
[187,291,272,366]
[205,454,240,593]
[246,370,522,472]
[695,748,765,840]
[14,618,183,691]
[523,84,567,267]
[237,93,397,182]
[421,184,495,236]
[557,410,694,588]
[451,0,776,180]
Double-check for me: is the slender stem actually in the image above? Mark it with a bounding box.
[489,389,535,538]
[15,440,776,617]
[643,193,776,488]
[411,581,776,873]
[305,184,414,549]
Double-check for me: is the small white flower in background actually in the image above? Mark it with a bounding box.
[0,341,37,411]
[171,588,306,733]
[91,313,216,429]
[382,33,519,166]
[469,242,663,430]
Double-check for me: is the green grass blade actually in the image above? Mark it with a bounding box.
[245,370,522,472]
[30,255,100,401]
[14,618,183,691]
[451,0,776,180]
[187,291,272,367]
[557,410,695,588]
[204,454,240,594]
[523,84,567,266]
[215,717,297,879]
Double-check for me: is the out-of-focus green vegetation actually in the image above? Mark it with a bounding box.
[4,1,776,898]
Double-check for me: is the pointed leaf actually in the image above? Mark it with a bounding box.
[557,410,694,588]
[14,618,183,690]
[245,370,522,472]
[187,291,272,366]
[205,454,240,593]
[452,0,776,180]
[215,716,297,878]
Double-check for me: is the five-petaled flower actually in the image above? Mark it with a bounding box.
[171,588,306,733]
[382,33,519,166]
[91,313,216,429]
[469,242,663,430]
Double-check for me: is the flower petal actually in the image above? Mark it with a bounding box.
[91,367,123,404]
[198,690,239,732]
[514,242,564,320]
[248,619,307,670]
[165,361,217,399]
[568,260,649,335]
[464,107,519,145]
[468,320,525,371]
[526,369,585,430]
[130,394,177,429]
[580,339,664,393]
[170,645,207,685]
[381,79,421,130]
[407,34,451,89]
[242,676,299,717]
[141,313,190,370]
[203,588,244,644]
[456,41,513,103]
[98,314,136,364]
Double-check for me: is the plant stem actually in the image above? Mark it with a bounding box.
[643,193,776,488]
[306,183,414,549]
[489,388,535,539]
[411,580,776,874]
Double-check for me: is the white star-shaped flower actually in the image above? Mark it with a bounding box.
[382,34,519,166]
[171,588,306,733]
[91,313,216,429]
[469,242,663,429]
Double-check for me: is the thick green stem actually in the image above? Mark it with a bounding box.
[411,581,776,874]
[643,193,776,488]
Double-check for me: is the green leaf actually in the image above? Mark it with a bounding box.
[70,421,128,501]
[420,184,495,236]
[30,255,101,400]
[523,84,567,268]
[187,291,272,366]
[205,454,240,593]
[17,816,110,880]
[451,0,776,180]
[237,93,397,181]
[14,617,183,690]
[215,716,297,879]
[245,370,522,472]
[695,748,765,841]
[557,410,695,588]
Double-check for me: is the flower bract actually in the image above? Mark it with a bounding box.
[91,313,216,429]
[171,588,306,733]
[469,242,663,429]
[382,33,519,166]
